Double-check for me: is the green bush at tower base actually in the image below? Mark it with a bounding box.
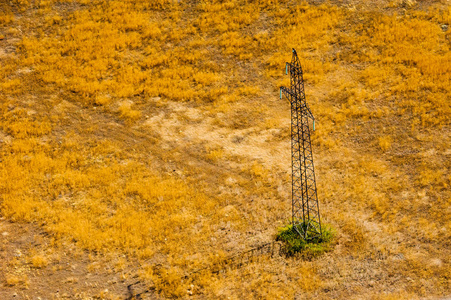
[276,223,335,257]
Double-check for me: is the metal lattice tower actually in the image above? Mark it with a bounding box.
[280,49,322,240]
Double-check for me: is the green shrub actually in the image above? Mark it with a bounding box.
[276,223,334,257]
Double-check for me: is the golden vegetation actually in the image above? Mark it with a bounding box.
[0,0,450,298]
[31,255,48,268]
[5,274,29,287]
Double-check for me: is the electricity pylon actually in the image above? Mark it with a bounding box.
[280,49,322,240]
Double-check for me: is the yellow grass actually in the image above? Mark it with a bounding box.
[31,255,48,268]
[0,0,450,298]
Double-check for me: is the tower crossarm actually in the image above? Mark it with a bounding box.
[280,87,315,121]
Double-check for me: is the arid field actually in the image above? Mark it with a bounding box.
[0,0,450,299]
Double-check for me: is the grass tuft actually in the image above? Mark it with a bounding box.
[31,255,48,268]
[276,223,334,257]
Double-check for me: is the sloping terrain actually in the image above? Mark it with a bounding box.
[0,0,450,299]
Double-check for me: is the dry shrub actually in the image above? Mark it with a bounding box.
[5,274,21,286]
[378,135,392,152]
[118,102,141,123]
[5,274,28,287]
[0,11,14,25]
[206,147,224,163]
[31,255,48,268]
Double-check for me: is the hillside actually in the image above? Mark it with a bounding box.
[0,0,450,299]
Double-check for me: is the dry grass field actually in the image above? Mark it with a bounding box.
[0,0,450,299]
